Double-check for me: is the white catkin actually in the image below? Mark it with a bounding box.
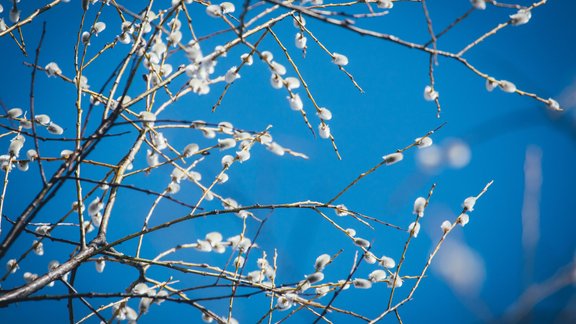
[7,108,23,118]
[354,237,371,248]
[459,213,470,227]
[332,52,349,66]
[413,197,427,216]
[547,98,561,111]
[315,254,331,271]
[6,259,19,273]
[424,85,439,101]
[353,278,372,289]
[383,152,404,165]
[415,136,433,148]
[95,257,106,273]
[510,9,531,26]
[306,272,324,284]
[380,256,396,269]
[408,221,421,237]
[369,269,387,282]
[441,220,452,232]
[463,197,476,211]
[471,0,486,10]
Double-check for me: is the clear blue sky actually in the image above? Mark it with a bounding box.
[0,0,575,323]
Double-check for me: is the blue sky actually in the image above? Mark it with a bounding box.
[0,0,575,323]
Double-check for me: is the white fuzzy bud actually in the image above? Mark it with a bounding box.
[306,272,324,284]
[152,132,168,150]
[380,256,396,269]
[364,252,377,264]
[383,152,403,165]
[140,297,153,314]
[146,149,159,168]
[236,149,250,162]
[82,31,90,45]
[47,123,64,135]
[463,196,476,211]
[318,123,331,139]
[155,290,169,305]
[369,269,387,282]
[23,272,38,283]
[441,220,452,232]
[183,143,199,157]
[387,273,403,288]
[92,22,106,35]
[315,254,331,271]
[95,257,106,273]
[218,138,236,150]
[27,149,38,160]
[498,80,517,93]
[247,270,264,283]
[486,78,498,92]
[20,119,32,129]
[206,4,221,17]
[354,237,371,248]
[510,9,531,26]
[35,114,51,126]
[335,204,349,217]
[220,2,235,13]
[233,256,245,268]
[285,77,301,90]
[277,295,293,310]
[413,197,426,217]
[261,51,273,63]
[6,259,19,273]
[267,142,285,156]
[345,228,356,237]
[316,286,330,297]
[470,0,486,10]
[458,213,470,227]
[546,98,561,111]
[221,155,234,167]
[377,0,394,9]
[295,33,307,49]
[88,197,103,216]
[91,212,102,227]
[257,258,269,271]
[293,16,306,28]
[33,240,44,256]
[228,235,252,251]
[167,181,180,194]
[270,74,283,89]
[9,7,20,23]
[352,278,372,289]
[202,313,214,323]
[7,108,23,118]
[240,53,253,66]
[415,136,432,148]
[139,111,156,127]
[9,136,24,157]
[332,52,349,66]
[133,283,152,295]
[17,160,29,172]
[288,94,303,111]
[424,85,439,101]
[317,107,332,120]
[35,225,51,236]
[270,61,286,75]
[205,232,223,245]
[408,222,421,238]
[225,67,240,83]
